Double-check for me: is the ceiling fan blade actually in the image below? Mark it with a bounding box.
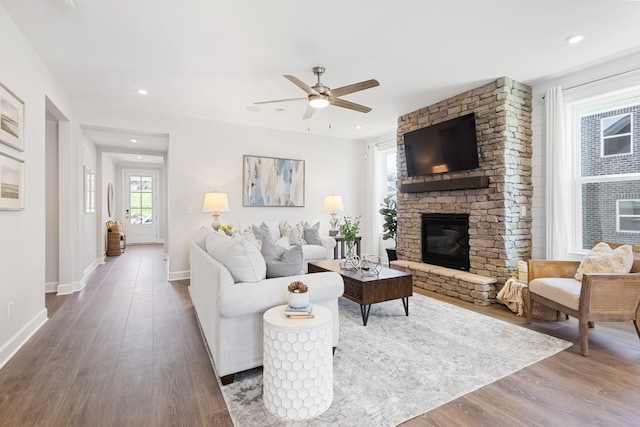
[284,75,320,96]
[329,79,379,98]
[303,105,316,120]
[254,97,307,105]
[330,97,372,113]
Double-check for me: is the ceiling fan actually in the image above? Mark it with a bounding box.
[255,66,380,119]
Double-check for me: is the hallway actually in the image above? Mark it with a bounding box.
[0,245,232,427]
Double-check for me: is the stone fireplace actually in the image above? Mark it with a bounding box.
[396,77,533,305]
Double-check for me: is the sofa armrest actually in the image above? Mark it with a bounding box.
[528,260,580,282]
[218,271,344,318]
[320,235,336,259]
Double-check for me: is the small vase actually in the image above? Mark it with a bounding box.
[288,291,309,308]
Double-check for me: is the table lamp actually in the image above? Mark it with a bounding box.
[202,191,230,231]
[323,194,344,236]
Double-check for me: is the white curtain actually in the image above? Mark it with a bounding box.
[545,86,571,259]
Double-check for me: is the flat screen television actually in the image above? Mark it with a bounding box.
[403,113,479,177]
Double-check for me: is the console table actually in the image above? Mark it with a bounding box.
[332,236,362,259]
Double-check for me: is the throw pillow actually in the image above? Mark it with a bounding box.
[281,221,305,245]
[574,242,634,281]
[262,239,304,278]
[205,233,267,283]
[303,221,322,245]
[194,226,213,249]
[252,222,273,244]
[261,237,287,261]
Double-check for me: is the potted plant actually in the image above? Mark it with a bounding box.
[287,281,309,308]
[338,216,361,269]
[379,197,397,262]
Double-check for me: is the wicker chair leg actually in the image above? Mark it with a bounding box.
[634,319,640,340]
[579,318,590,357]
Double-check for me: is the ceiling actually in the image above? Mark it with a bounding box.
[3,0,640,152]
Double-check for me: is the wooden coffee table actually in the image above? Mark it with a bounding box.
[308,259,413,326]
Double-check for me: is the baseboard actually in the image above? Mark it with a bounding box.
[169,270,190,281]
[0,308,48,369]
[56,283,74,295]
[45,281,59,293]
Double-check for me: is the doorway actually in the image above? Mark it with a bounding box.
[124,170,159,244]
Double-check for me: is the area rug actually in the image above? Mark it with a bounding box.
[220,293,571,426]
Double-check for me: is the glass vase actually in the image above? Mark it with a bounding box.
[344,240,360,270]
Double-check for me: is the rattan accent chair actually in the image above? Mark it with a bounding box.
[526,242,640,356]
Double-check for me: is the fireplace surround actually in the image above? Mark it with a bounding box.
[422,213,469,271]
[395,77,533,305]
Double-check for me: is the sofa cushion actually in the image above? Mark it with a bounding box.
[575,242,634,281]
[303,221,322,245]
[205,232,266,283]
[261,239,304,278]
[529,277,582,311]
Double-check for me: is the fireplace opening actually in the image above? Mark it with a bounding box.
[422,213,470,271]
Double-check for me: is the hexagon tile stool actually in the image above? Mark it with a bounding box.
[262,304,333,420]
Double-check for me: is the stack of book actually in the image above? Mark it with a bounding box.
[285,303,314,319]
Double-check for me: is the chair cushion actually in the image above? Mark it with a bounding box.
[575,242,634,281]
[529,278,582,311]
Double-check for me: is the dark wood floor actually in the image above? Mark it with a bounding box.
[1,244,639,426]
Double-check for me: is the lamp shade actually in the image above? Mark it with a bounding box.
[323,195,344,212]
[202,191,230,213]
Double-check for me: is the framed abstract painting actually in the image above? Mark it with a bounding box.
[243,155,305,207]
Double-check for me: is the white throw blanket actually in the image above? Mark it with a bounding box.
[497,277,526,316]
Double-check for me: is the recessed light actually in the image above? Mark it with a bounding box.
[130,138,138,143]
[275,108,285,112]
[136,156,142,159]
[354,125,362,130]
[565,34,584,44]
[137,89,148,95]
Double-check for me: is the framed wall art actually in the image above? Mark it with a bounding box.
[243,155,305,207]
[0,83,25,152]
[0,151,24,210]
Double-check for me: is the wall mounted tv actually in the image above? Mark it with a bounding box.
[403,113,480,177]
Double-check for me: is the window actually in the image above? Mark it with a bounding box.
[617,199,640,233]
[129,175,153,224]
[568,88,640,250]
[383,150,397,200]
[601,113,632,157]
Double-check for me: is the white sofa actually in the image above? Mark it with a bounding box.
[189,227,344,385]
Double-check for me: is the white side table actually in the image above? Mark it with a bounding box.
[262,304,333,420]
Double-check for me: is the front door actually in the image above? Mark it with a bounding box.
[124,170,158,244]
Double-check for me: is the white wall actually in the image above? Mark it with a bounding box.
[529,52,640,259]
[72,102,367,280]
[0,5,72,367]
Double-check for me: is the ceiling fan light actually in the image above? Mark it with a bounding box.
[309,95,330,109]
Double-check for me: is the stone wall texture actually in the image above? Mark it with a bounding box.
[396,77,533,304]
